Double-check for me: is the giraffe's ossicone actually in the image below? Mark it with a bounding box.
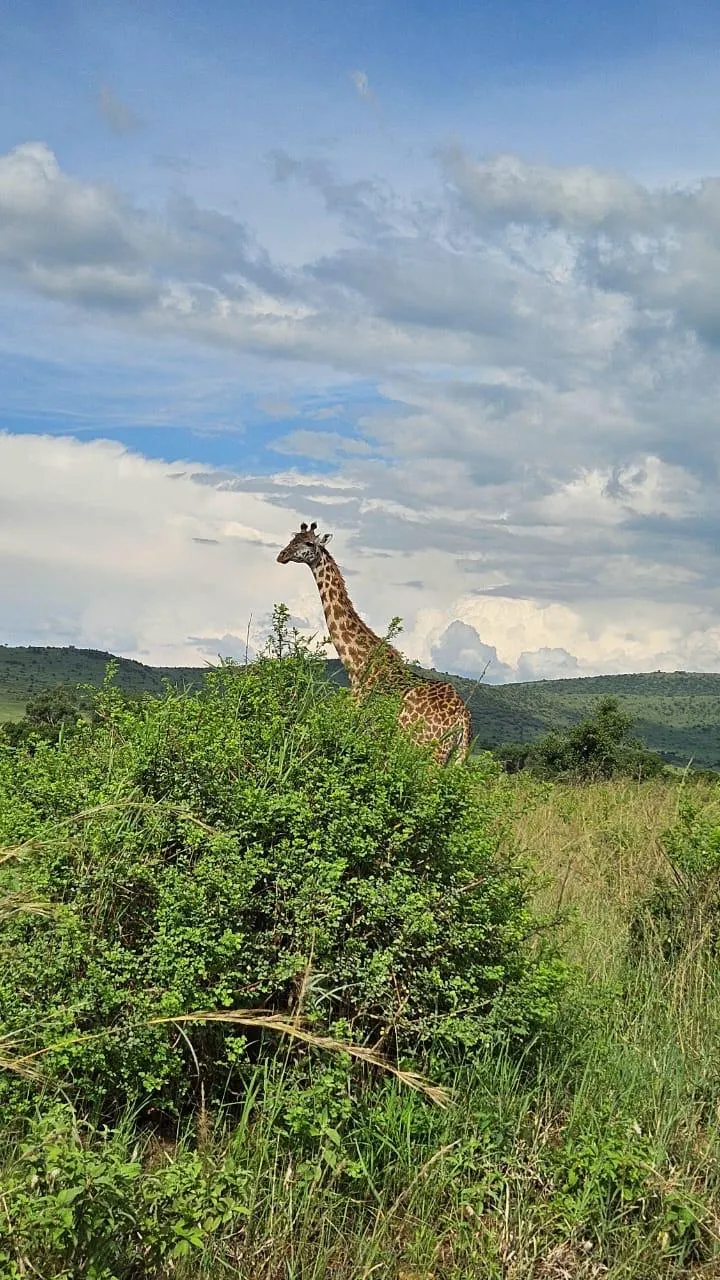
[276,521,472,764]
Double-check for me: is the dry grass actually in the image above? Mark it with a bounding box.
[2,1008,450,1105]
[509,775,719,972]
[149,1010,451,1107]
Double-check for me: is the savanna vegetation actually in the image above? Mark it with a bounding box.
[1,618,719,1277]
[459,670,720,773]
[494,695,668,782]
[2,642,720,769]
[0,645,204,723]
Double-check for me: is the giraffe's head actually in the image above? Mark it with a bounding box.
[277,521,333,566]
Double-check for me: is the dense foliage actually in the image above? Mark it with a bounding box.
[3,644,720,768]
[0,683,91,748]
[2,711,720,1275]
[495,696,666,781]
[630,791,720,961]
[0,649,563,1122]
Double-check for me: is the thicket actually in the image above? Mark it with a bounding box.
[495,695,667,781]
[0,638,563,1126]
[1,637,720,1277]
[630,789,720,962]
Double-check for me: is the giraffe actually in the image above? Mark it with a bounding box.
[276,521,472,764]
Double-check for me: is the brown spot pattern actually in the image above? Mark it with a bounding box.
[307,545,471,764]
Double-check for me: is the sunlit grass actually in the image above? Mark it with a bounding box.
[510,774,719,972]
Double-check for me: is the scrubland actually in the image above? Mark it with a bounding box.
[0,650,719,1278]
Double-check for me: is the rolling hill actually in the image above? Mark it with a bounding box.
[455,669,720,770]
[0,646,205,722]
[1,645,719,769]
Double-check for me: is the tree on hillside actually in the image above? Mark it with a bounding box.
[495,696,666,781]
[0,683,88,748]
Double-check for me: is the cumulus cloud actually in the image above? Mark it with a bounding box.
[0,142,285,316]
[515,647,581,682]
[3,140,720,675]
[430,620,582,684]
[0,432,468,670]
[2,429,720,679]
[441,147,650,233]
[187,633,256,663]
[4,136,720,374]
[442,146,720,348]
[0,431,311,664]
[431,621,514,683]
[5,135,720,393]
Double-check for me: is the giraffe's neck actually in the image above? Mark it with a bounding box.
[311,552,404,691]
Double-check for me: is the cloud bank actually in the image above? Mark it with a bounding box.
[2,139,720,678]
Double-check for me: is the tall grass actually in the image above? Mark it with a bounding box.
[2,773,720,1277]
[512,775,719,971]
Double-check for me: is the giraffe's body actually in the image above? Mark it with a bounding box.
[277,522,472,764]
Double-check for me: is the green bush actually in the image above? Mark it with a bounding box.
[1,1067,707,1280]
[630,790,720,960]
[496,696,666,782]
[0,683,90,750]
[0,650,565,1119]
[0,1101,253,1277]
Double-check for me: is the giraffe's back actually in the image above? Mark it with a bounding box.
[398,680,472,764]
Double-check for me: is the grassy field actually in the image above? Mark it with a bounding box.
[513,777,693,969]
[3,644,720,768]
[2,755,719,1276]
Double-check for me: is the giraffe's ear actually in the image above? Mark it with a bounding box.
[319,532,333,547]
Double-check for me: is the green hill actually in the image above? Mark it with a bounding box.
[456,670,720,769]
[1,646,719,769]
[326,660,720,769]
[0,646,205,722]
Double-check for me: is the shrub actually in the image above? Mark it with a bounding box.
[629,789,720,961]
[0,683,90,750]
[0,650,565,1119]
[0,1101,253,1277]
[496,697,666,782]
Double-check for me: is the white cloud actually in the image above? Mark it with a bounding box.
[2,429,720,680]
[0,432,313,663]
[0,142,284,319]
[429,620,582,684]
[3,140,720,677]
[0,433,467,669]
[442,147,720,348]
[516,648,581,682]
[3,136,720,392]
[442,147,650,232]
[349,70,371,100]
[418,587,720,678]
[430,621,514,683]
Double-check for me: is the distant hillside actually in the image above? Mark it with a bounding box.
[0,646,205,721]
[454,670,720,770]
[1,646,719,770]
[326,660,720,768]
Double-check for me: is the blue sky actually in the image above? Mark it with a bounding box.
[3,0,720,676]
